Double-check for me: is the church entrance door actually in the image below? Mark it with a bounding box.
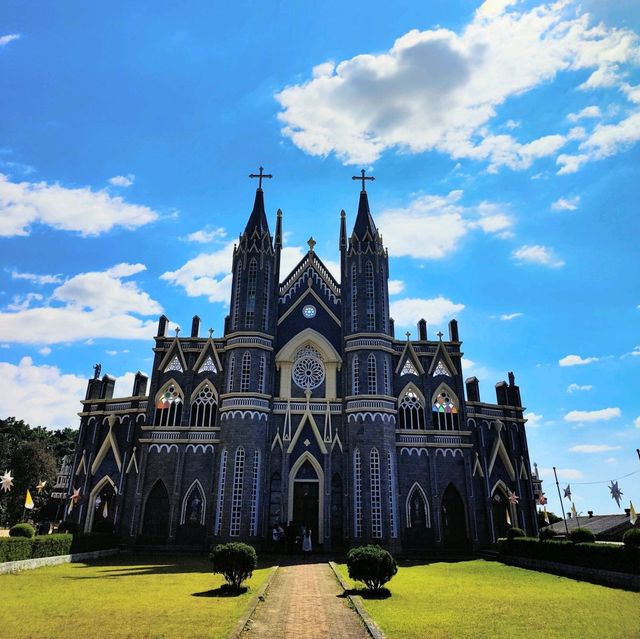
[492,488,511,540]
[141,480,170,543]
[293,481,319,546]
[441,484,469,548]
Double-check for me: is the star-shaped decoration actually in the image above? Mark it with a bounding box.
[1,470,14,493]
[537,493,547,505]
[563,484,572,500]
[507,490,519,505]
[71,487,81,504]
[36,480,47,493]
[609,480,623,508]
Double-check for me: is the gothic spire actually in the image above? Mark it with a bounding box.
[352,189,378,241]
[243,188,270,238]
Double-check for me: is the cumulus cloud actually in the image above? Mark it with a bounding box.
[377,190,513,260]
[551,195,580,211]
[113,370,148,398]
[567,383,593,393]
[0,263,160,344]
[564,407,621,422]
[559,354,599,366]
[0,173,158,237]
[512,244,564,267]
[569,443,622,453]
[0,34,20,47]
[184,227,227,243]
[538,466,584,480]
[390,296,464,327]
[524,411,545,428]
[567,106,601,122]
[108,174,135,187]
[276,1,640,170]
[10,270,63,285]
[635,416,640,429]
[499,312,522,320]
[388,280,405,295]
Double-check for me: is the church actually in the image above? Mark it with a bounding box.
[65,172,539,551]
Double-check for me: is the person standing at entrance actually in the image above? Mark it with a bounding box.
[302,527,312,559]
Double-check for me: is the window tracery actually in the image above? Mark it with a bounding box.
[370,448,382,538]
[198,356,217,374]
[433,360,451,377]
[400,359,419,376]
[352,356,360,395]
[398,389,425,430]
[292,345,325,390]
[190,383,217,427]
[351,264,358,333]
[154,383,183,427]
[165,356,183,373]
[432,390,460,430]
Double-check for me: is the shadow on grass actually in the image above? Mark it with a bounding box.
[337,588,392,600]
[192,584,248,598]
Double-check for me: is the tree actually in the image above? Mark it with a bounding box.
[537,509,562,528]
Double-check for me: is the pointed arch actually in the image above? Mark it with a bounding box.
[214,449,227,536]
[351,263,358,333]
[141,479,170,542]
[406,481,431,528]
[431,382,460,431]
[180,479,206,525]
[491,479,514,540]
[398,382,426,430]
[233,262,242,330]
[227,353,236,392]
[288,451,325,541]
[158,339,188,373]
[250,449,261,536]
[91,419,122,475]
[190,380,218,427]
[85,474,116,533]
[154,379,184,427]
[441,483,469,547]
[245,257,258,328]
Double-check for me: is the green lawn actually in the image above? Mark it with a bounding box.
[336,559,640,639]
[0,553,271,639]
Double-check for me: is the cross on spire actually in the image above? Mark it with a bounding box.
[352,168,375,192]
[437,331,444,340]
[249,166,273,190]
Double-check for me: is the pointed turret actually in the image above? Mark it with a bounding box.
[353,190,378,241]
[243,188,270,238]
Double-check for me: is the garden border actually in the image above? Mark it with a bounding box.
[329,560,386,639]
[0,548,120,575]
[228,565,279,639]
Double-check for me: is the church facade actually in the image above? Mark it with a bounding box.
[65,180,538,550]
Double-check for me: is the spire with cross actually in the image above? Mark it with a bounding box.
[249,166,273,191]
[352,168,375,193]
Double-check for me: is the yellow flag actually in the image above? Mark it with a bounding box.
[544,506,550,524]
[571,502,577,518]
[24,488,34,510]
[631,502,637,526]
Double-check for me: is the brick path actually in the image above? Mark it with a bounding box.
[243,561,369,639]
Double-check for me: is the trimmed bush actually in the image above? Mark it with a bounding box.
[347,544,398,592]
[538,527,557,541]
[210,542,257,590]
[31,534,73,558]
[569,528,596,544]
[623,528,640,548]
[507,527,525,540]
[0,538,32,562]
[9,523,35,538]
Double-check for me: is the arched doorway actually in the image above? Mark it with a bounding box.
[491,483,512,540]
[441,484,469,548]
[92,481,116,533]
[288,454,324,545]
[330,473,344,548]
[405,482,431,549]
[141,480,170,543]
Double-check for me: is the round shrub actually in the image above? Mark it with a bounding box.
[346,544,398,592]
[210,542,257,591]
[538,527,557,541]
[623,528,640,547]
[506,527,525,540]
[57,521,79,534]
[9,523,35,538]
[569,527,596,544]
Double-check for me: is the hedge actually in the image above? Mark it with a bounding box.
[9,523,36,538]
[1,532,119,563]
[500,537,640,574]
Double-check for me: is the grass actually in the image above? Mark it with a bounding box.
[0,552,272,639]
[336,559,640,639]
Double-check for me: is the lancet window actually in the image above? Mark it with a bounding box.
[258,354,266,394]
[432,390,460,430]
[353,448,362,537]
[227,353,235,392]
[351,264,358,333]
[214,449,227,536]
[261,263,270,331]
[240,352,251,392]
[367,354,377,394]
[352,356,360,395]
[398,389,425,430]
[387,451,397,538]
[383,359,390,395]
[230,447,245,537]
[154,383,183,427]
[189,383,217,427]
[233,263,242,330]
[250,450,261,536]
[365,262,375,331]
[245,259,257,328]
[370,448,382,538]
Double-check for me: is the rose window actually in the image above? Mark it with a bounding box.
[292,345,325,390]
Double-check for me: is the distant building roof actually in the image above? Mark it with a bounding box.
[548,514,632,538]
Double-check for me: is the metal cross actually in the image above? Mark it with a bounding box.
[437,331,444,340]
[352,168,375,192]
[208,328,214,338]
[174,327,180,337]
[249,166,273,190]
[307,236,316,251]
[405,331,411,340]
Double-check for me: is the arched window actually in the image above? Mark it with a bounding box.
[233,263,242,330]
[240,352,251,392]
[399,389,425,430]
[261,262,270,331]
[352,356,360,395]
[268,472,282,525]
[365,261,375,331]
[383,359,390,396]
[432,388,460,430]
[230,447,245,536]
[214,449,227,536]
[351,264,358,333]
[227,353,235,392]
[250,450,261,536]
[181,480,206,525]
[387,451,397,538]
[370,448,382,538]
[190,383,217,427]
[258,354,266,394]
[407,483,430,528]
[245,258,258,328]
[353,448,362,537]
[154,383,183,427]
[367,354,377,394]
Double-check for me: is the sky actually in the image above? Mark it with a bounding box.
[0,0,638,518]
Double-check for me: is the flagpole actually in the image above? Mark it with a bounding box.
[553,466,570,536]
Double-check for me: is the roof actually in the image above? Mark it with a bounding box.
[547,514,631,536]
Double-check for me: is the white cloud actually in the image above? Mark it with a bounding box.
[388,280,405,295]
[567,105,602,122]
[0,357,85,428]
[525,411,545,428]
[378,190,513,260]
[567,383,593,393]
[390,296,464,327]
[512,244,565,268]
[551,195,580,211]
[538,466,584,480]
[631,346,640,357]
[569,443,622,453]
[108,174,135,187]
[113,370,147,398]
[10,270,63,285]
[0,263,161,344]
[635,416,640,429]
[499,312,522,321]
[559,354,599,366]
[0,173,158,237]
[276,1,640,169]
[184,227,227,243]
[38,346,51,356]
[7,293,44,312]
[564,407,621,422]
[0,34,20,47]
[604,457,616,464]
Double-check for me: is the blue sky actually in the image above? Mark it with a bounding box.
[0,0,638,517]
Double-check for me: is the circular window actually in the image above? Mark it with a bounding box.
[302,304,316,319]
[292,346,325,390]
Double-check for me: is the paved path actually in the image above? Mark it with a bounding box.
[243,561,369,639]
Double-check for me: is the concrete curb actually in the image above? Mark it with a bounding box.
[328,561,386,639]
[0,548,119,575]
[228,565,279,639]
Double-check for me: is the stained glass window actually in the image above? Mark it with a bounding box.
[401,359,419,376]
[292,345,325,390]
[432,391,460,430]
[154,384,183,426]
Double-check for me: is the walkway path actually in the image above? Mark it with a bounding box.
[242,561,369,639]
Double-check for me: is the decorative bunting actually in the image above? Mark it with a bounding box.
[537,492,547,506]
[609,480,623,508]
[507,489,519,505]
[0,470,14,493]
[543,506,550,524]
[36,480,47,493]
[563,484,572,500]
[630,502,637,526]
[24,489,34,510]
